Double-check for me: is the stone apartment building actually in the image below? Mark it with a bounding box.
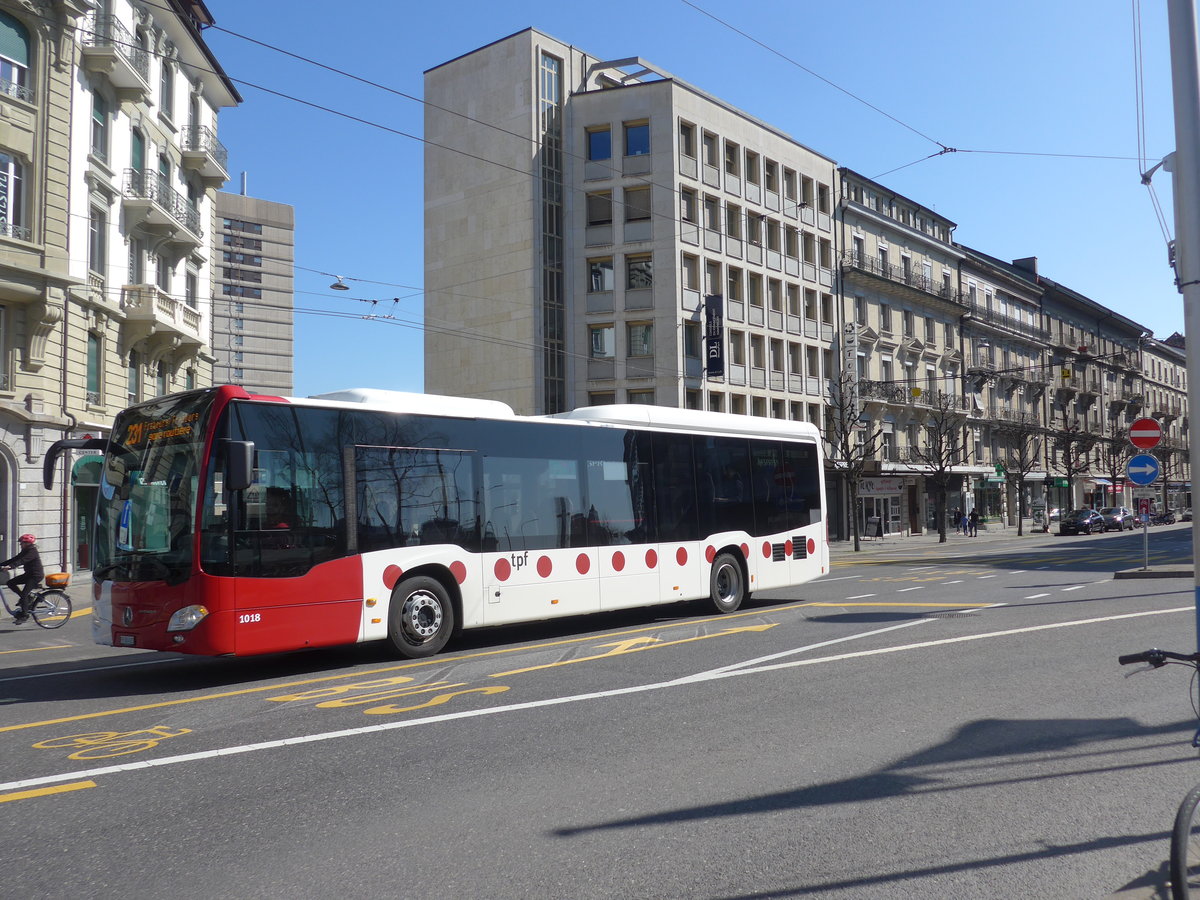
[0,0,237,571]
[424,28,1190,538]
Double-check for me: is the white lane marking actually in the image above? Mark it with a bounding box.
[977,575,997,580]
[0,657,174,683]
[897,587,924,593]
[822,575,864,582]
[907,566,936,571]
[1062,586,1086,592]
[1026,593,1051,600]
[943,580,964,584]
[1010,570,1026,575]
[8,605,1189,795]
[0,619,932,794]
[845,594,876,600]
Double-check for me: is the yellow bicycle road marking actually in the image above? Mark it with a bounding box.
[0,603,804,735]
[0,780,95,802]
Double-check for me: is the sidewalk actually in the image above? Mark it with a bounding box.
[829,521,1056,557]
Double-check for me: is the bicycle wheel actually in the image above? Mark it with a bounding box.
[30,590,71,629]
[1171,782,1200,898]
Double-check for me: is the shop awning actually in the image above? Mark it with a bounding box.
[1092,478,1112,486]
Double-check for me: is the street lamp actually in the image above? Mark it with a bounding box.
[330,276,350,291]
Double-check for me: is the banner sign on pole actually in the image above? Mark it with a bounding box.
[704,294,724,378]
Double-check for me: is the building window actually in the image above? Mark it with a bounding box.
[683,320,701,358]
[588,391,615,405]
[627,322,653,357]
[91,93,109,162]
[233,367,244,380]
[156,360,167,396]
[626,254,652,290]
[880,304,892,334]
[680,187,697,224]
[127,350,140,404]
[0,12,30,100]
[681,253,699,291]
[623,186,650,221]
[627,389,654,405]
[88,207,106,275]
[588,258,614,292]
[159,60,174,120]
[624,120,650,156]
[86,333,101,404]
[679,121,696,158]
[156,253,171,291]
[590,324,615,358]
[185,270,198,309]
[587,127,611,162]
[724,141,740,176]
[586,191,612,226]
[185,368,195,390]
[233,318,244,330]
[0,152,26,239]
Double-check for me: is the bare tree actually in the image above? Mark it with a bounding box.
[1053,416,1096,509]
[1096,416,1130,508]
[908,389,969,543]
[825,366,884,552]
[995,412,1043,536]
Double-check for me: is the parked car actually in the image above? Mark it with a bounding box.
[1182,508,1192,522]
[1098,506,1135,531]
[1059,509,1105,535]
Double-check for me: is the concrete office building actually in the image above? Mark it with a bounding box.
[212,191,295,395]
[425,28,838,419]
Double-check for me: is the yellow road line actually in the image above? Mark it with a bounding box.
[0,645,71,655]
[0,602,806,734]
[0,780,95,802]
[806,602,992,608]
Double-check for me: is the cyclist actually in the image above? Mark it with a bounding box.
[2,534,43,625]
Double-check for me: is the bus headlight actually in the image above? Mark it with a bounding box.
[167,605,209,632]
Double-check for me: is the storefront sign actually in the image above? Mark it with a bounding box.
[859,477,904,495]
[704,294,724,378]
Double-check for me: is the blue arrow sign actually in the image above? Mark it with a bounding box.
[1126,454,1160,486]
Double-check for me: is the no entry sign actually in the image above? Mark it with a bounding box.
[1128,417,1162,450]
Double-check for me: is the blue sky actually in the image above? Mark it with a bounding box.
[204,0,1184,398]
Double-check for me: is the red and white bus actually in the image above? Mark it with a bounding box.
[46,385,828,659]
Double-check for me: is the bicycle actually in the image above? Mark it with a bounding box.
[1119,648,1200,899]
[0,572,73,629]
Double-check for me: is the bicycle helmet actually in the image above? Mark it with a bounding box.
[18,534,35,544]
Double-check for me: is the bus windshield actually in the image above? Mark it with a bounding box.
[94,391,214,584]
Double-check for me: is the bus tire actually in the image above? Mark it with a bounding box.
[387,575,455,659]
[709,552,745,614]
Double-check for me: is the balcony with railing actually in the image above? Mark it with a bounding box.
[121,285,203,347]
[0,76,34,104]
[966,302,1050,343]
[180,126,230,185]
[81,14,150,99]
[840,251,965,308]
[122,170,203,248]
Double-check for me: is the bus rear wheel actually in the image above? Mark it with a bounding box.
[709,553,745,614]
[388,576,455,659]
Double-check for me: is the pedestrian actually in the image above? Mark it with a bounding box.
[968,509,979,537]
[952,507,962,534]
[959,509,968,535]
[1,534,43,624]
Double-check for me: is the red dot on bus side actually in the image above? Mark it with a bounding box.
[762,541,772,559]
[807,537,816,555]
[383,565,403,590]
[740,544,749,559]
[785,540,793,556]
[646,549,658,569]
[494,558,511,581]
[449,561,467,584]
[705,546,716,563]
[576,554,590,575]
[537,556,553,578]
[612,551,625,572]
[676,547,688,566]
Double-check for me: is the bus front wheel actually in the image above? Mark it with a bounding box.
[709,553,745,614]
[388,576,455,659]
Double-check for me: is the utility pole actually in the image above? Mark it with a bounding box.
[1165,0,1200,646]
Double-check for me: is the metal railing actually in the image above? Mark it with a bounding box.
[966,302,1050,342]
[0,220,31,241]
[840,251,965,306]
[180,126,229,172]
[123,169,203,237]
[0,77,34,104]
[83,14,150,82]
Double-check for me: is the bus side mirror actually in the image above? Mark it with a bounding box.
[224,441,255,492]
